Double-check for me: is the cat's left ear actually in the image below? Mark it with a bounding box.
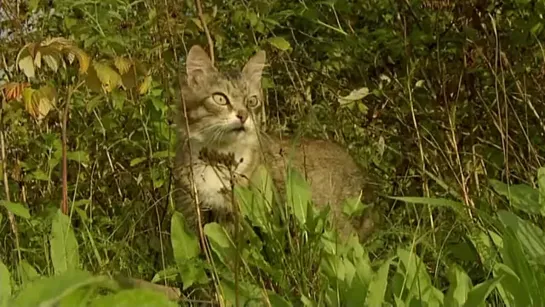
[242,50,266,85]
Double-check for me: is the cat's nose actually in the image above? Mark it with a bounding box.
[236,109,248,123]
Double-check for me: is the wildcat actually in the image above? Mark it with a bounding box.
[174,45,376,241]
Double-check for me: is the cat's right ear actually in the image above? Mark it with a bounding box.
[186,45,216,86]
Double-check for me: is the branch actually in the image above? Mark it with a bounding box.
[194,0,214,64]
[60,81,84,215]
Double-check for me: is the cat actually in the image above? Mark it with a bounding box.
[174,45,376,241]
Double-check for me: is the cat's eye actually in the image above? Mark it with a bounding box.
[246,96,260,108]
[212,93,229,105]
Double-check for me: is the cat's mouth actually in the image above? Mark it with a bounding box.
[232,126,246,133]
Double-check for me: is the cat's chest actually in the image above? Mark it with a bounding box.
[191,146,256,210]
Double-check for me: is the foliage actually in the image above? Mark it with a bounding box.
[1,0,545,305]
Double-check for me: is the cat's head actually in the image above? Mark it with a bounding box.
[180,45,266,146]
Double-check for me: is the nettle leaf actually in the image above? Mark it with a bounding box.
[267,37,291,51]
[114,57,132,75]
[138,75,152,95]
[93,61,121,92]
[0,200,30,219]
[50,209,80,275]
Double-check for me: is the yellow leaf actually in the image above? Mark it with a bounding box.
[34,50,42,69]
[43,54,59,72]
[121,67,137,89]
[18,56,35,79]
[138,75,152,95]
[114,57,131,75]
[66,51,75,64]
[34,85,57,120]
[73,48,90,74]
[22,88,38,118]
[93,61,121,92]
[84,65,103,93]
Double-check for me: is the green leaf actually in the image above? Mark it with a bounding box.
[50,209,80,275]
[90,289,176,307]
[338,87,370,105]
[394,248,436,302]
[130,157,147,166]
[463,275,504,307]
[12,270,106,307]
[286,167,312,226]
[18,55,36,79]
[170,211,202,289]
[0,200,30,219]
[67,151,90,165]
[237,165,273,229]
[445,264,473,307]
[267,37,291,51]
[497,210,545,261]
[390,196,465,213]
[93,61,121,92]
[204,223,237,266]
[0,261,11,307]
[342,195,366,217]
[18,260,41,286]
[490,179,544,215]
[366,258,392,306]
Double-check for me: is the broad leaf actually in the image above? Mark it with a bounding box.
[366,258,392,306]
[445,264,473,307]
[463,275,504,307]
[0,261,11,307]
[50,209,80,275]
[12,270,106,307]
[490,180,544,215]
[0,201,30,219]
[204,223,237,266]
[497,210,545,262]
[286,167,311,226]
[18,55,35,79]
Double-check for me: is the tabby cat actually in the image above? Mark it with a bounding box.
[175,45,375,241]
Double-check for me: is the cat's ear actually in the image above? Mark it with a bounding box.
[242,50,266,85]
[186,45,216,85]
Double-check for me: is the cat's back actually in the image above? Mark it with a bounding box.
[262,135,372,238]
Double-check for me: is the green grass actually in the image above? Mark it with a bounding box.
[2,166,545,306]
